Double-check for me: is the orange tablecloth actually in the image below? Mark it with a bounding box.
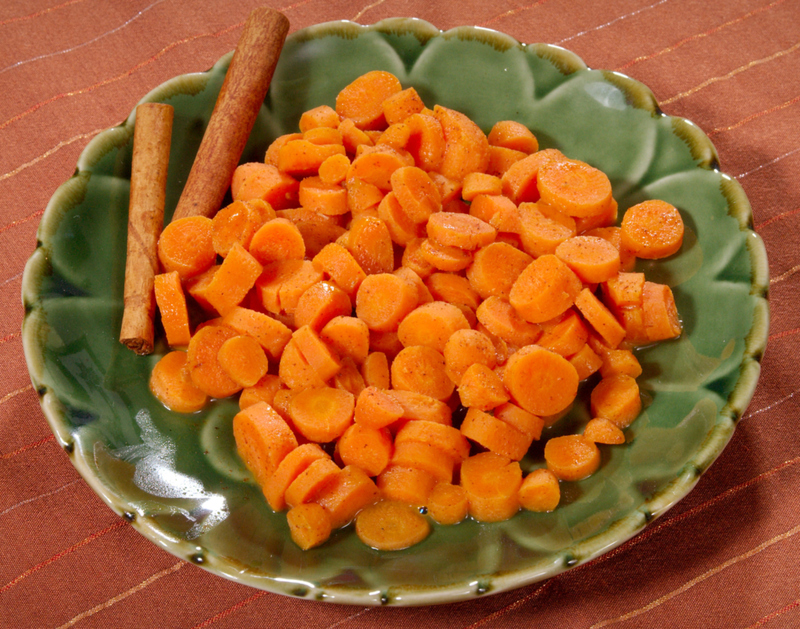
[2,1,799,627]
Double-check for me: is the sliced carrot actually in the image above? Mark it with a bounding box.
[355,272,418,332]
[233,401,299,486]
[187,324,242,398]
[292,325,342,382]
[575,197,618,234]
[429,172,463,206]
[461,172,503,201]
[360,351,391,389]
[642,281,682,342]
[149,351,208,413]
[239,374,283,410]
[469,193,518,228]
[537,308,589,357]
[394,267,434,306]
[391,345,454,401]
[318,316,369,366]
[298,176,348,216]
[347,215,394,275]
[555,235,621,284]
[248,218,305,266]
[384,389,452,425]
[517,201,577,257]
[376,122,411,150]
[347,145,414,191]
[338,118,374,154]
[390,166,443,224]
[501,148,567,204]
[475,296,542,347]
[394,421,470,465]
[264,443,330,511]
[488,145,527,177]
[583,417,626,445]
[298,104,340,132]
[405,112,446,172]
[494,402,544,441]
[257,260,324,315]
[574,287,627,348]
[157,216,215,280]
[544,434,601,481]
[355,500,431,550]
[153,271,191,347]
[275,207,347,259]
[618,306,649,346]
[603,272,645,311]
[217,335,269,388]
[488,120,538,153]
[466,241,533,301]
[318,153,351,186]
[289,386,355,443]
[590,374,642,428]
[424,273,479,310]
[427,214,497,253]
[537,159,613,218]
[443,328,497,386]
[426,483,468,525]
[503,344,579,416]
[287,502,333,549]
[584,226,637,273]
[212,199,274,258]
[376,465,437,507]
[221,306,292,360]
[315,465,381,529]
[568,342,604,381]
[433,105,490,181]
[303,127,343,146]
[600,348,642,378]
[335,70,402,130]
[353,385,402,430]
[278,337,328,390]
[284,457,342,507]
[620,199,684,259]
[518,468,560,512]
[203,242,263,316]
[418,238,473,272]
[294,281,352,332]
[378,191,424,246]
[390,440,456,483]
[231,162,300,210]
[460,452,522,522]
[277,140,346,178]
[400,237,435,279]
[509,254,583,324]
[184,264,220,313]
[312,242,366,299]
[458,363,510,411]
[333,356,366,396]
[264,132,303,167]
[382,87,425,125]
[396,301,470,354]
[336,423,393,477]
[460,407,531,461]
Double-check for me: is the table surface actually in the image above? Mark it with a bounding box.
[2,1,798,627]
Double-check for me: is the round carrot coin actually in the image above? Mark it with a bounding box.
[503,345,579,416]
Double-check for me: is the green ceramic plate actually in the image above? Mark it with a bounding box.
[22,18,769,606]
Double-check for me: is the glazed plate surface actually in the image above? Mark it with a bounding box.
[22,18,769,605]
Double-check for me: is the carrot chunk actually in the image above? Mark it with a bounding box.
[221,306,292,360]
[382,87,425,125]
[537,308,589,358]
[390,440,456,483]
[460,452,522,522]
[443,328,497,385]
[427,212,496,250]
[290,386,355,443]
[395,420,470,461]
[284,457,342,507]
[427,483,469,525]
[204,242,263,316]
[347,215,395,275]
[405,112,446,172]
[154,271,191,347]
[475,296,543,347]
[501,148,567,204]
[335,70,402,130]
[233,401,299,487]
[217,335,269,388]
[583,417,626,445]
[642,281,682,342]
[555,235,621,284]
[287,503,333,549]
[277,140,346,178]
[187,324,242,398]
[298,176,348,216]
[503,345,579,417]
[212,199,274,258]
[466,242,533,300]
[384,389,452,425]
[377,465,437,507]
[354,386,403,429]
[488,120,538,154]
[157,216,215,280]
[458,363,510,411]
[360,351,391,390]
[391,166,443,223]
[355,272,418,332]
[294,281,352,332]
[239,374,283,410]
[418,238,473,272]
[494,402,544,441]
[315,465,381,529]
[355,500,431,550]
[231,162,300,210]
[434,105,490,181]
[397,301,470,354]
[337,423,393,477]
[298,104,340,132]
[149,351,208,413]
[537,159,613,218]
[590,374,642,428]
[264,443,330,511]
[509,254,583,324]
[621,199,684,259]
[518,468,560,512]
[461,407,531,461]
[574,287,627,348]
[391,345,454,401]
[312,242,366,299]
[544,434,601,481]
[517,201,577,257]
[249,218,306,266]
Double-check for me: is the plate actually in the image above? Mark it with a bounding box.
[22,18,769,606]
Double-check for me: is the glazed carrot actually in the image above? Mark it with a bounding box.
[544,434,601,481]
[338,118,374,154]
[335,70,402,130]
[289,386,355,443]
[509,254,583,324]
[602,272,645,311]
[466,241,533,300]
[233,401,299,487]
[298,176,348,216]
[487,145,527,177]
[390,440,456,483]
[333,356,366,396]
[315,465,381,529]
[284,457,342,507]
[501,148,567,204]
[390,166,443,223]
[347,145,414,190]
[382,87,425,125]
[377,465,437,507]
[317,316,370,366]
[400,237,435,279]
[574,197,618,234]
[461,407,531,461]
[360,351,391,390]
[287,502,333,549]
[384,389,452,425]
[443,328,497,385]
[153,271,191,347]
[405,112,446,172]
[396,301,470,353]
[434,105,490,181]
[555,235,621,284]
[239,373,283,410]
[427,212,496,251]
[458,363,509,411]
[298,104,340,132]
[584,226,637,272]
[187,324,242,398]
[538,309,589,357]
[574,287,627,348]
[264,132,303,167]
[184,264,219,313]
[353,386,402,430]
[231,162,300,210]
[642,281,682,342]
[318,153,351,186]
[217,335,269,388]
[355,272,418,332]
[517,201,577,257]
[212,199,274,258]
[518,468,560,512]
[600,348,642,378]
[424,273,479,311]
[344,176,384,216]
[620,200,684,259]
[272,387,300,423]
[618,306,649,345]
[394,420,470,462]
[337,423,393,477]
[355,499,431,550]
[394,267,434,306]
[376,122,411,151]
[369,331,403,359]
[468,193,518,227]
[475,296,542,347]
[461,172,503,201]
[248,218,306,266]
[312,242,366,299]
[347,215,394,275]
[590,374,642,428]
[378,191,424,246]
[503,344,579,416]
[157,216,216,280]
[257,260,324,315]
[149,350,208,413]
[494,402,544,441]
[427,483,469,525]
[278,337,328,390]
[460,452,523,522]
[275,208,347,259]
[537,159,613,218]
[568,343,604,380]
[221,306,292,359]
[488,120,538,154]
[294,281,352,332]
[277,140,346,178]
[203,242,263,316]
[419,238,473,272]
[583,417,626,445]
[391,345,454,401]
[264,443,330,511]
[292,325,342,382]
[304,126,344,146]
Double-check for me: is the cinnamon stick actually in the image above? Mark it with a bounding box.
[120,102,174,355]
[171,7,290,222]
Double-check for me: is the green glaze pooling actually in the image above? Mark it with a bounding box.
[22,19,768,606]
